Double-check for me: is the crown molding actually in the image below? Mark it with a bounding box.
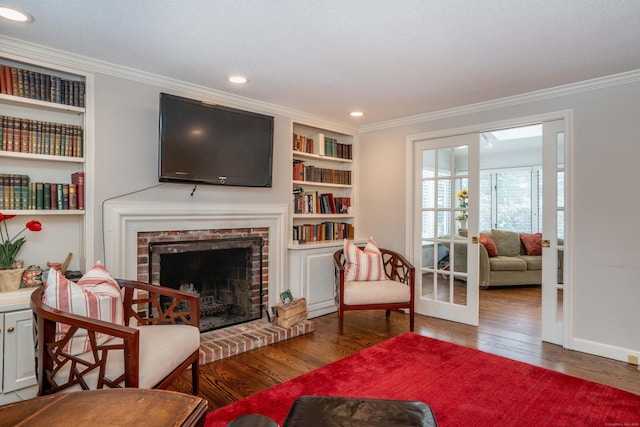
[0,35,358,135]
[360,69,640,133]
[3,35,637,137]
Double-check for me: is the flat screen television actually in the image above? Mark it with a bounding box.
[159,93,274,187]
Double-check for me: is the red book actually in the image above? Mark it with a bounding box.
[0,65,6,94]
[4,67,12,96]
[71,171,85,210]
[50,182,57,210]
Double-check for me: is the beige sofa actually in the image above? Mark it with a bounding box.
[451,229,563,288]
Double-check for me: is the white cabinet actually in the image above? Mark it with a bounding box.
[288,123,356,317]
[0,54,92,274]
[288,243,342,318]
[0,290,37,404]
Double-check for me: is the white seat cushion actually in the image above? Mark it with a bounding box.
[53,324,200,391]
[343,280,410,306]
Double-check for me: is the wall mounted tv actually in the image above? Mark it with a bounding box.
[159,93,274,187]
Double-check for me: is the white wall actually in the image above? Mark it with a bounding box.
[357,79,640,361]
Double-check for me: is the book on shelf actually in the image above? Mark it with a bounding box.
[292,222,354,243]
[35,182,44,210]
[292,162,351,185]
[69,183,77,210]
[56,184,63,210]
[0,64,85,107]
[0,65,5,94]
[0,114,83,157]
[319,193,337,214]
[0,172,83,210]
[71,171,85,210]
[50,183,57,210]
[293,133,314,154]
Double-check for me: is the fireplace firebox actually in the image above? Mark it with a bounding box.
[148,237,264,332]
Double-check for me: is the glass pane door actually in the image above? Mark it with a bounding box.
[414,134,479,325]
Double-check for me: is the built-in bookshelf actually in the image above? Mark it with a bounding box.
[289,122,356,318]
[291,123,355,245]
[0,55,91,275]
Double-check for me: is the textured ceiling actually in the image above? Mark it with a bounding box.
[2,0,640,126]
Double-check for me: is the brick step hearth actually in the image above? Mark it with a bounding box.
[198,318,315,365]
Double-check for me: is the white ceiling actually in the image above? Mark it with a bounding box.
[2,0,640,127]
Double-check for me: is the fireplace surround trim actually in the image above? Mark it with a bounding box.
[103,200,288,310]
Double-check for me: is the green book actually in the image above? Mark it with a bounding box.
[36,182,44,210]
[43,183,51,209]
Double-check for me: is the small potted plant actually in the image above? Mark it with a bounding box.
[455,189,469,229]
[0,213,42,292]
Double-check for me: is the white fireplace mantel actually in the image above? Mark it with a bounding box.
[102,200,288,308]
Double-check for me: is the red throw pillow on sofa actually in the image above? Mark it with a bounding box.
[480,234,498,257]
[520,233,543,256]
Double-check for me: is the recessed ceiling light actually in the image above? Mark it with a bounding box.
[350,111,364,117]
[228,76,247,84]
[0,7,34,23]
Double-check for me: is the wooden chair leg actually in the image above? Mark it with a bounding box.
[409,309,415,332]
[385,309,391,318]
[191,359,199,395]
[339,308,344,335]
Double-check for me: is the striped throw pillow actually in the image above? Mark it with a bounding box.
[43,261,124,356]
[344,237,386,281]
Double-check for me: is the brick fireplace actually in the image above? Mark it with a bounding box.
[137,228,268,332]
[102,200,288,320]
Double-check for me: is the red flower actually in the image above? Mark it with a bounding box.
[26,220,42,232]
[0,214,43,269]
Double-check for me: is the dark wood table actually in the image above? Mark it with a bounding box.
[0,388,208,427]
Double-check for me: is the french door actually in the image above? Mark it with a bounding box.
[541,120,566,345]
[413,133,480,325]
[412,118,568,341]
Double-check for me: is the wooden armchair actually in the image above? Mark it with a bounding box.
[334,247,415,334]
[30,279,200,396]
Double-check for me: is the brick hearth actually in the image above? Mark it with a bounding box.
[199,318,315,365]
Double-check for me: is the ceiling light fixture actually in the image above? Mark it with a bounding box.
[228,76,247,84]
[350,111,364,117]
[0,7,34,23]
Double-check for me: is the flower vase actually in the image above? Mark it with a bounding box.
[0,268,25,292]
[457,219,467,230]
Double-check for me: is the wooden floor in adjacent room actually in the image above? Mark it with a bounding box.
[169,286,640,411]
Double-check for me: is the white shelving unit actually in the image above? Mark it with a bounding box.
[0,54,93,402]
[288,123,356,318]
[0,55,92,274]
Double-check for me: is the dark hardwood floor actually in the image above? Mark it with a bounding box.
[169,286,640,411]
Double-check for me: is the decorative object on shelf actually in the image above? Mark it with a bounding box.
[46,261,62,271]
[0,266,25,292]
[23,266,41,285]
[280,289,293,304]
[23,265,44,287]
[455,189,469,222]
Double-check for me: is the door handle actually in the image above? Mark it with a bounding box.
[541,239,551,248]
[472,236,478,244]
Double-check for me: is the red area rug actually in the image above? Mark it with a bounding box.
[205,332,640,426]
